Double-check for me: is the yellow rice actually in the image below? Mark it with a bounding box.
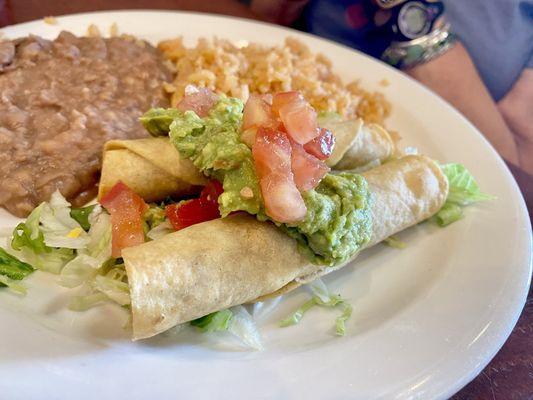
[158,37,390,124]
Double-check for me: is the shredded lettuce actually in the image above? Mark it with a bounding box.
[227,306,263,350]
[39,191,89,249]
[60,254,102,288]
[191,307,264,350]
[0,275,28,295]
[4,191,129,310]
[70,205,97,231]
[86,204,105,227]
[11,203,47,253]
[34,248,74,274]
[9,193,110,278]
[252,296,283,321]
[280,279,344,327]
[279,298,316,327]
[84,212,112,260]
[145,204,167,228]
[13,246,74,274]
[0,247,35,280]
[435,163,494,226]
[441,163,495,206]
[435,203,463,227]
[59,212,112,288]
[280,279,352,335]
[68,263,130,311]
[0,247,34,295]
[309,279,343,306]
[191,309,233,332]
[8,199,75,274]
[143,204,168,237]
[146,220,174,241]
[93,266,130,306]
[335,304,353,336]
[1,191,131,312]
[383,235,407,249]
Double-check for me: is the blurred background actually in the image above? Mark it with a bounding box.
[1,1,532,399]
[1,0,258,23]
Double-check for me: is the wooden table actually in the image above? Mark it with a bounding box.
[2,2,532,398]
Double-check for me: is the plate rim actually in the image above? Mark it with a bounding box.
[0,10,531,400]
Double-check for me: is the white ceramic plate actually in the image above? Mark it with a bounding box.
[0,11,531,400]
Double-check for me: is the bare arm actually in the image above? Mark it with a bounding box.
[498,69,533,174]
[406,43,520,165]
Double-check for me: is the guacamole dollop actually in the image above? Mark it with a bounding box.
[141,97,373,266]
[280,173,372,265]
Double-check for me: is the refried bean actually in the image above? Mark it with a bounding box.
[0,31,172,217]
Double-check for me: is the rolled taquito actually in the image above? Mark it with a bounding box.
[122,155,448,340]
[325,118,395,169]
[98,137,207,202]
[99,119,395,203]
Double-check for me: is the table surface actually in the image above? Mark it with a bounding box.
[2,1,532,399]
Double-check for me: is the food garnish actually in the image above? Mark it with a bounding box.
[141,90,373,266]
[100,182,149,258]
[165,180,223,231]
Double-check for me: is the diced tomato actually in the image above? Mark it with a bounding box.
[165,180,223,231]
[100,181,149,258]
[259,173,307,223]
[271,91,302,116]
[276,93,319,145]
[242,94,276,130]
[199,180,224,205]
[303,128,336,160]
[176,87,218,117]
[260,93,273,105]
[252,127,307,223]
[290,140,330,191]
[165,199,219,231]
[241,127,257,148]
[252,127,292,177]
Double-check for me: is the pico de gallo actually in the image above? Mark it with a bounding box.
[141,88,373,266]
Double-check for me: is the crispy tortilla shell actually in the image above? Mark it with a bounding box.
[98,138,206,202]
[122,155,448,340]
[328,122,395,169]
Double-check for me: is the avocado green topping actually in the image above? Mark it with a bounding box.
[141,97,373,266]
